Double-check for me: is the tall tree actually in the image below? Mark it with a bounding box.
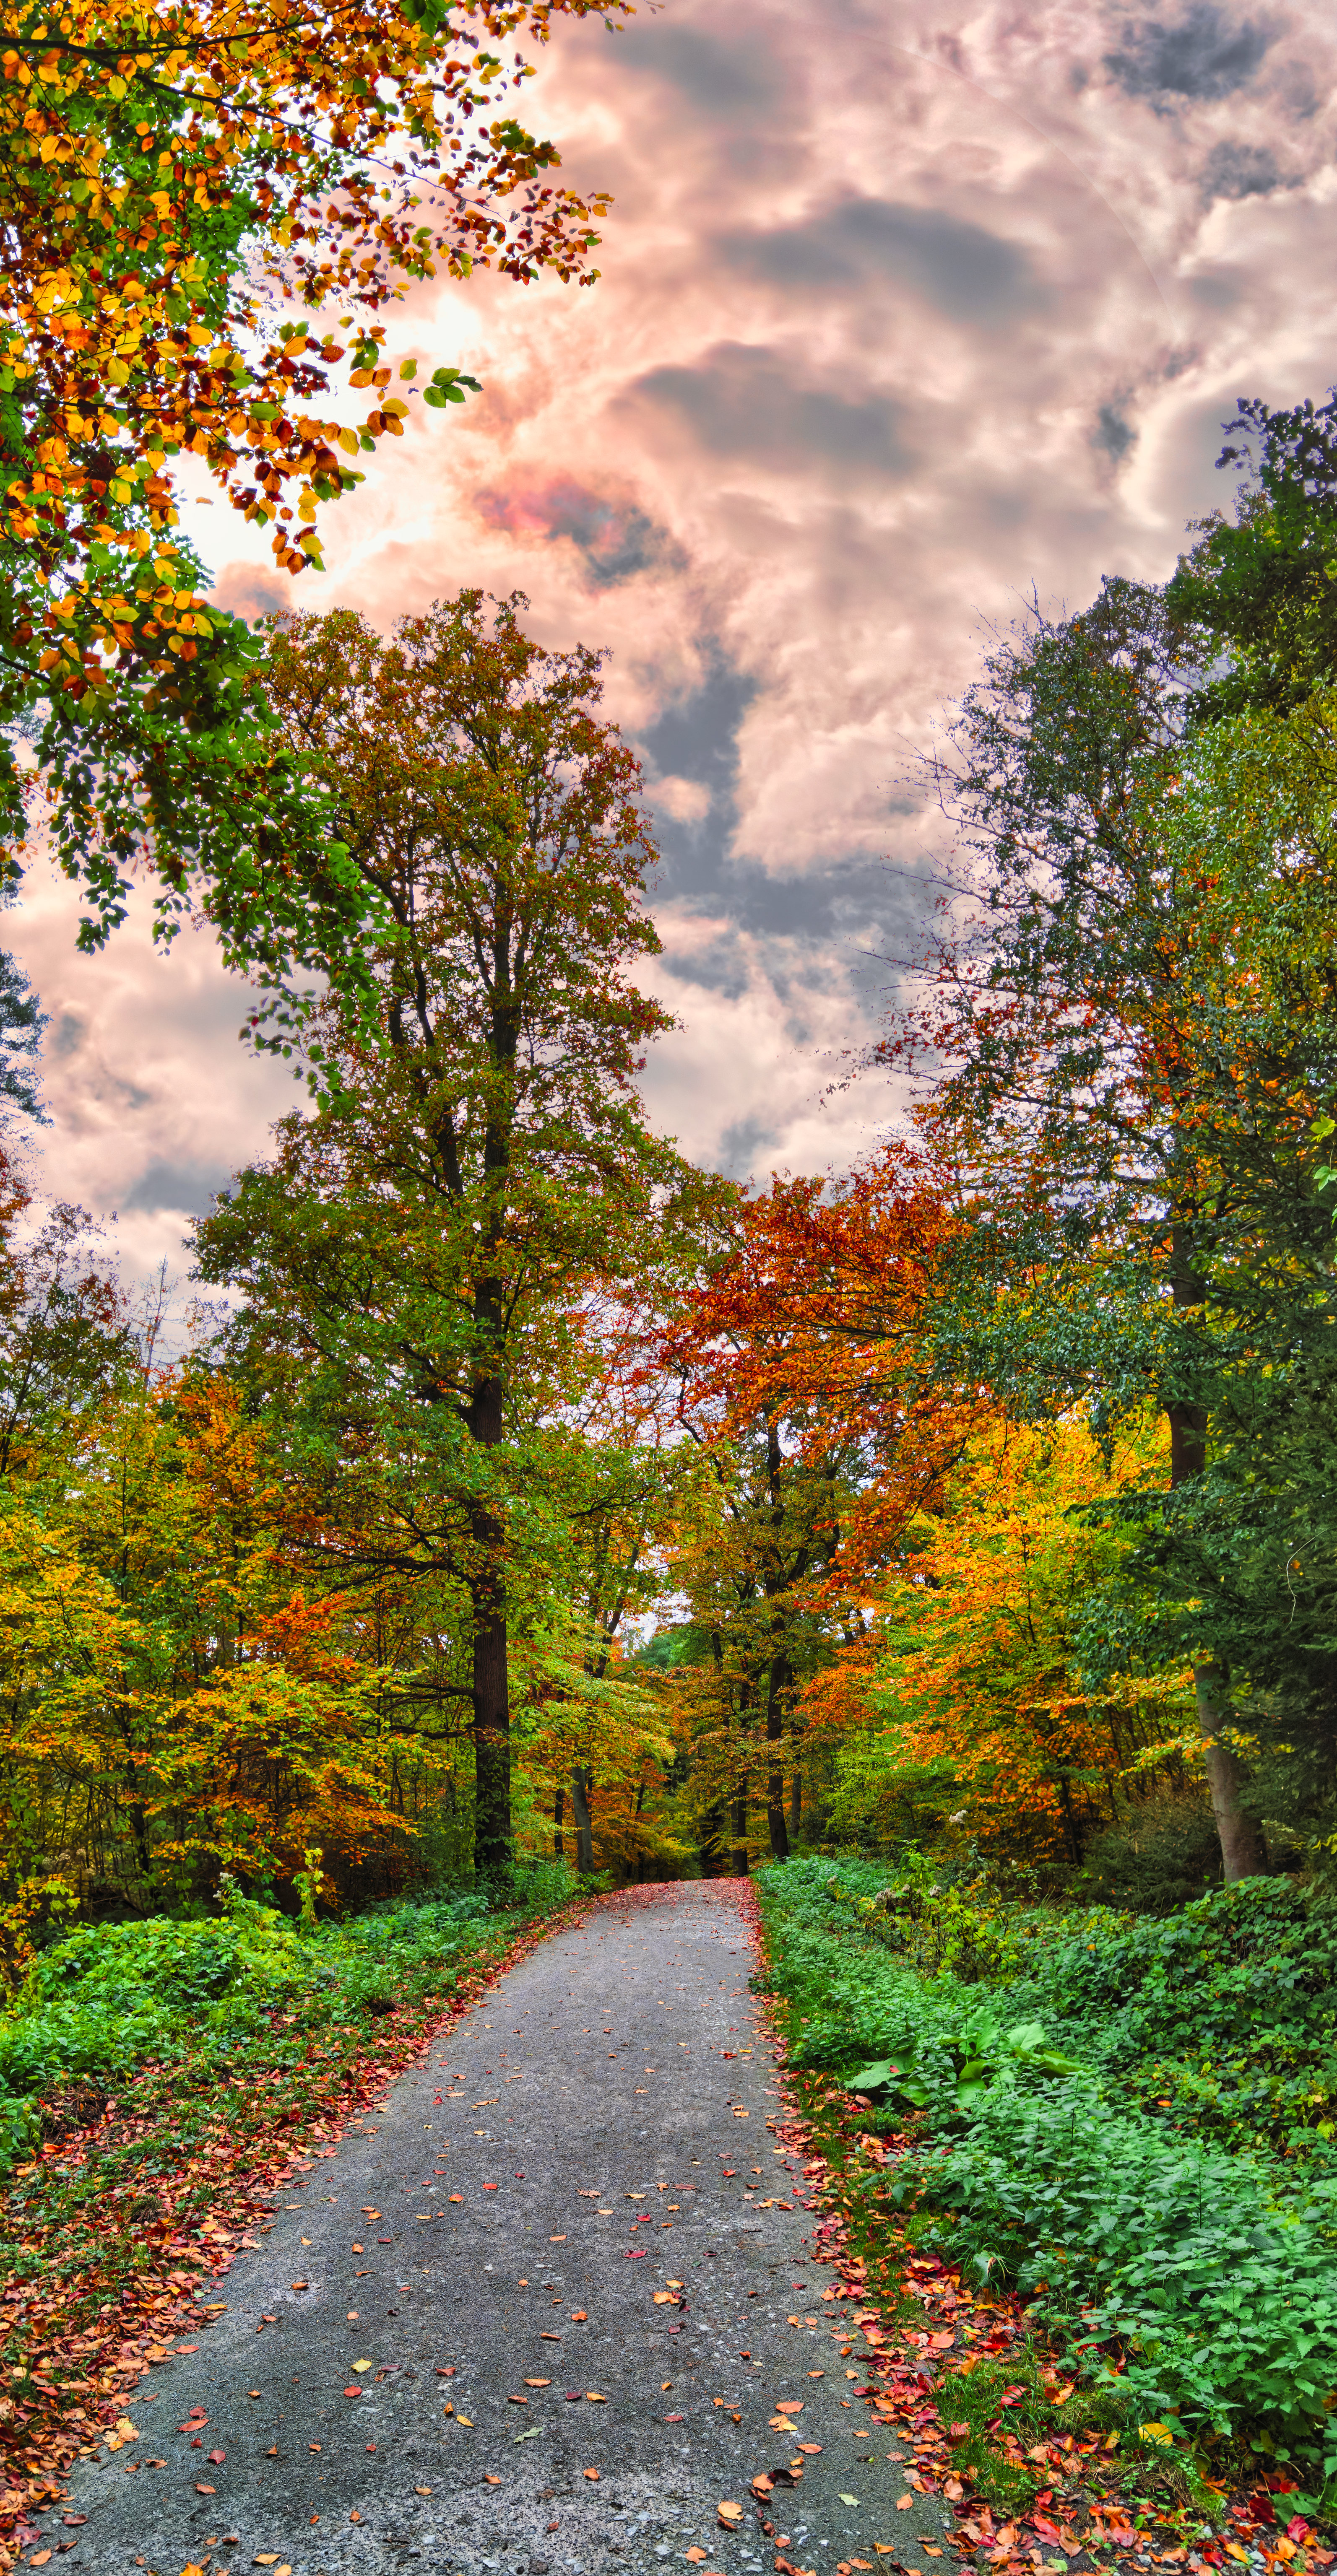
[195,591,685,1877]
[884,577,1275,1875]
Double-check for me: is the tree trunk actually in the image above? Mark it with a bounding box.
[1194,1662,1269,1883]
[765,1657,790,1861]
[468,1350,511,1880]
[700,1801,728,1877]
[472,1568,511,1880]
[553,1784,564,1860]
[570,1764,594,1877]
[1166,1248,1267,1882]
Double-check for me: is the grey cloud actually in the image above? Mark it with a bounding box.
[628,23,780,118]
[1104,4,1275,100]
[473,480,684,589]
[718,1113,784,1177]
[720,196,1043,325]
[1094,402,1137,460]
[630,344,910,476]
[120,1159,230,1215]
[1200,138,1290,195]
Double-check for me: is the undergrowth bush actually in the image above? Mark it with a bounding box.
[758,1854,1337,2493]
[0,1867,574,2163]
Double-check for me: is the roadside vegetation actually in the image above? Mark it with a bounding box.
[757,1857,1337,2527]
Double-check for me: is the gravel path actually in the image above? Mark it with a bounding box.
[56,1883,947,2576]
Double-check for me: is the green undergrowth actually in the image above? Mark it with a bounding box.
[787,2064,1141,2527]
[0,1859,573,2161]
[757,1855,1337,2518]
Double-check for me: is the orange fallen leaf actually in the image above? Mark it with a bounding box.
[718,2503,744,2528]
[584,2467,601,2482]
[571,2310,588,2321]
[686,2552,709,2565]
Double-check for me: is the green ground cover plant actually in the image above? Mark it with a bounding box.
[757,1856,1337,2509]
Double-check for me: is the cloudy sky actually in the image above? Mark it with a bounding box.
[9,0,1337,1278]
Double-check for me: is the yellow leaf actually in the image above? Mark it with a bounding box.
[352,2357,373,2371]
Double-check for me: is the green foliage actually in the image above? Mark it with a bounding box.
[760,1857,1337,2483]
[0,1876,564,2151]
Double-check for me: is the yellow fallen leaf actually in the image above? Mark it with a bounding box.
[587,2391,606,2402]
[456,2416,473,2426]
[718,2503,744,2527]
[666,2279,683,2290]
[653,2291,679,2306]
[252,2560,281,2568]
[351,2358,374,2371]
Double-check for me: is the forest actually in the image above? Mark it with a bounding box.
[3,0,1337,2537]
[4,420,1337,1922]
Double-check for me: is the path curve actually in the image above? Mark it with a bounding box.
[62,1883,947,2576]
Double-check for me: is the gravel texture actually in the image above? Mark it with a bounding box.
[52,1882,947,2576]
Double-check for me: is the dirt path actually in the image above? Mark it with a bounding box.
[57,1883,947,2576]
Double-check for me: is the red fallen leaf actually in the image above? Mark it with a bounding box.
[195,2481,216,2493]
[378,2236,393,2243]
[625,2249,647,2259]
[484,2184,498,2193]
[665,2412,685,2423]
[343,2386,363,2398]
[1031,2517,1061,2544]
[207,2448,226,2464]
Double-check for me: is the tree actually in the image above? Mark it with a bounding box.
[652,1155,970,1865]
[194,591,686,1877]
[882,577,1283,1880]
[1170,388,1337,720]
[814,1409,1195,1871]
[0,0,627,954]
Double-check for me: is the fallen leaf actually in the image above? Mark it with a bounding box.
[208,2447,226,2463]
[719,2503,744,2527]
[525,2377,552,2386]
[587,2390,606,2402]
[653,2290,680,2307]
[351,2357,374,2371]
[253,2556,281,2566]
[797,2444,823,2456]
[687,2551,709,2564]
[291,2280,309,2291]
[456,2416,473,2426]
[549,2233,567,2242]
[584,2467,601,2482]
[414,2486,433,2496]
[897,2495,913,2511]
[570,2310,588,2322]
[343,2386,363,2399]
[776,2400,804,2414]
[840,2494,861,2507]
